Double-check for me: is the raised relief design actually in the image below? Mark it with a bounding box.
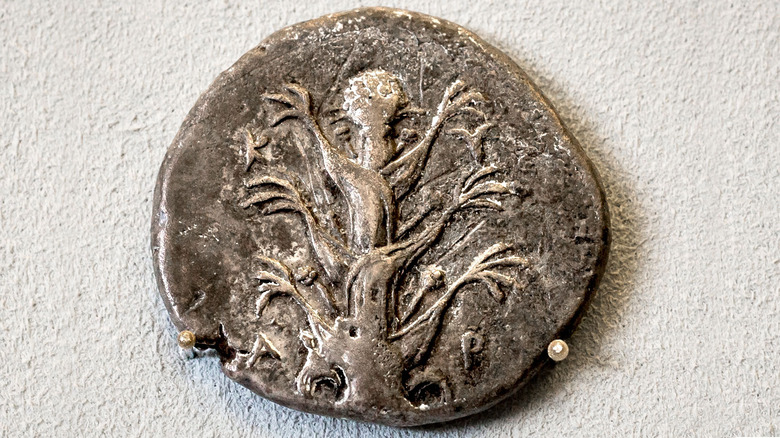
[461,329,484,371]
[230,70,529,407]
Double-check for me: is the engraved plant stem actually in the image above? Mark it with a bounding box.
[248,77,523,402]
[242,175,353,283]
[389,243,527,341]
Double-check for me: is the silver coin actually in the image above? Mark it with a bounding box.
[152,7,609,426]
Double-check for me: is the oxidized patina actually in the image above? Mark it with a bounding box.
[152,7,609,426]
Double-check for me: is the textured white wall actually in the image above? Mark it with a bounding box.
[1,1,778,436]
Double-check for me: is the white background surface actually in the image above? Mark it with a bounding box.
[1,1,778,436]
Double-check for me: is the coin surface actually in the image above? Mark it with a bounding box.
[152,7,609,426]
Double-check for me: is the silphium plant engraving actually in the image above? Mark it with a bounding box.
[230,70,529,407]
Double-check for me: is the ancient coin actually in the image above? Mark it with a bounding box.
[151,7,610,426]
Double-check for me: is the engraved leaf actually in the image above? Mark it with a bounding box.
[255,256,292,277]
[245,175,298,191]
[484,255,529,269]
[239,191,295,209]
[482,270,520,290]
[456,106,486,119]
[253,267,295,315]
[458,170,509,210]
[252,259,334,330]
[243,129,269,171]
[438,86,487,123]
[283,83,312,108]
[443,80,467,101]
[481,277,504,302]
[461,198,503,211]
[262,92,296,106]
[255,289,274,315]
[270,109,301,126]
[464,243,526,303]
[242,177,309,214]
[453,90,486,105]
[463,166,499,191]
[447,123,495,162]
[394,243,527,341]
[468,181,511,197]
[479,242,513,260]
[262,83,311,114]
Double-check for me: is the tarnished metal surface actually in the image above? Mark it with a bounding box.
[152,7,609,426]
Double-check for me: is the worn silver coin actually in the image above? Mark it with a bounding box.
[152,7,610,426]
